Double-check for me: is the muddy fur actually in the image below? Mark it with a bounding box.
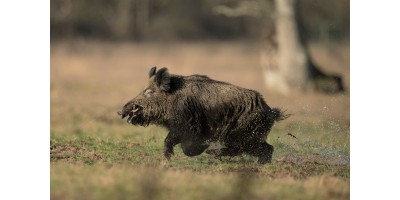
[118,67,289,164]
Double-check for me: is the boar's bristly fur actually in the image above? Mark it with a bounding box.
[118,67,289,164]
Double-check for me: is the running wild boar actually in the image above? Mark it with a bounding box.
[118,67,289,163]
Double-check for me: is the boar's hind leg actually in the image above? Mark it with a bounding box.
[233,110,275,163]
[244,141,274,164]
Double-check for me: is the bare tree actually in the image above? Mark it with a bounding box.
[215,0,344,94]
[262,0,343,93]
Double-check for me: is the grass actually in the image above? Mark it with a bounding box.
[50,120,349,199]
[51,124,349,176]
[51,163,349,200]
[50,40,350,199]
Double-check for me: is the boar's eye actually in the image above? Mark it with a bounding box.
[144,88,154,97]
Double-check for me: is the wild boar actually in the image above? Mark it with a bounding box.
[118,67,288,163]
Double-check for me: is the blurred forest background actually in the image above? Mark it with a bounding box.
[51,0,349,42]
[51,1,350,199]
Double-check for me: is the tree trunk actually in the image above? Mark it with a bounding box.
[261,0,344,94]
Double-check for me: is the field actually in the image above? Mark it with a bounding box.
[50,40,350,200]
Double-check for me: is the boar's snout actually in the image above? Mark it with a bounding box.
[117,103,142,122]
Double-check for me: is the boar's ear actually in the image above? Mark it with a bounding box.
[155,67,171,92]
[149,66,157,78]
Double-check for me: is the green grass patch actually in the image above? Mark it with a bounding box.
[50,115,350,199]
[51,122,349,179]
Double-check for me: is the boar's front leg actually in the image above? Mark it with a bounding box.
[164,132,180,160]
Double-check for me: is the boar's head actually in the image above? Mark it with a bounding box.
[118,66,171,126]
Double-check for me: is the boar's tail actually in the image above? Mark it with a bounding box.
[270,108,291,122]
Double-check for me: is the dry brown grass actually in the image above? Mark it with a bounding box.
[50,40,349,135]
[51,163,349,200]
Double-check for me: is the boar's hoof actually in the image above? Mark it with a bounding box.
[258,156,272,164]
[163,148,174,160]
